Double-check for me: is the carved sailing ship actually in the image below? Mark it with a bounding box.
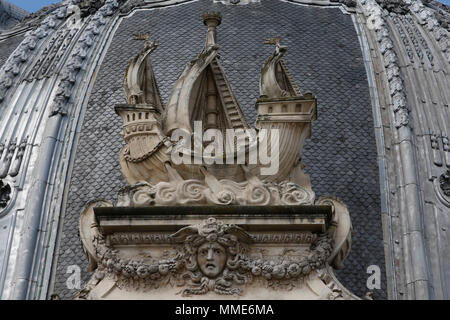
[116,13,315,189]
[76,13,355,300]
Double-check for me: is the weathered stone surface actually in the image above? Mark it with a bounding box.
[439,170,450,197]
[52,0,385,299]
[76,203,354,299]
[0,180,11,209]
[0,34,24,70]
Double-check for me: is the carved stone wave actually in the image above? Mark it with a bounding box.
[116,179,315,207]
[0,180,11,210]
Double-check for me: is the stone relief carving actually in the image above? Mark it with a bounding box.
[405,15,434,62]
[107,231,317,245]
[0,180,11,209]
[78,0,107,17]
[439,169,450,197]
[119,0,145,14]
[330,0,357,8]
[76,12,355,300]
[8,137,27,177]
[80,212,335,297]
[392,15,415,63]
[116,168,315,207]
[260,37,300,99]
[0,6,68,106]
[422,0,450,30]
[431,132,443,166]
[360,0,411,129]
[77,190,353,299]
[0,139,17,179]
[214,0,261,5]
[50,0,120,117]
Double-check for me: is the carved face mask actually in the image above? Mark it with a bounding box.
[197,242,227,278]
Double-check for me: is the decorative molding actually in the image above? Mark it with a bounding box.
[116,177,315,207]
[0,180,11,209]
[107,231,317,245]
[409,0,449,58]
[431,132,443,166]
[85,217,333,297]
[391,12,436,64]
[69,9,356,300]
[0,136,29,179]
[0,6,68,106]
[50,0,120,116]
[213,0,261,6]
[442,133,450,168]
[439,169,450,197]
[78,0,107,17]
[405,15,434,63]
[391,14,415,63]
[360,0,411,129]
[422,0,450,30]
[251,232,317,244]
[8,137,27,177]
[376,0,409,15]
[330,0,357,8]
[108,233,172,245]
[0,139,16,179]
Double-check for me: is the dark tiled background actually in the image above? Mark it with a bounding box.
[53,0,386,299]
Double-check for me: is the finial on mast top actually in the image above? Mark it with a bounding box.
[264,37,287,55]
[202,12,222,50]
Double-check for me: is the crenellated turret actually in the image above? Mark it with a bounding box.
[115,33,170,184]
